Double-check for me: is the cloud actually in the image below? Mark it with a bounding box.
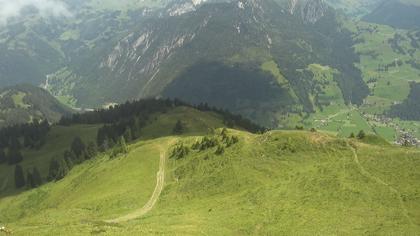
[0,0,71,25]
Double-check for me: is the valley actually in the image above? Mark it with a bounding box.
[1,0,418,144]
[0,1,420,234]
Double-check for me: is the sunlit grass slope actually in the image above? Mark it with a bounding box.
[1,128,419,235]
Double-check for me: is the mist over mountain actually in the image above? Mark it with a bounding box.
[0,0,71,25]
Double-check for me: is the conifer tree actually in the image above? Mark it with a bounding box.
[63,150,75,169]
[9,136,21,150]
[173,120,185,134]
[357,130,366,140]
[120,136,128,154]
[56,159,69,180]
[14,165,26,188]
[71,137,86,159]
[47,158,60,181]
[7,148,23,165]
[123,128,133,142]
[26,170,35,188]
[32,167,42,187]
[85,142,98,159]
[0,148,6,164]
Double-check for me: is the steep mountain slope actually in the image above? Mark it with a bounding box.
[324,0,384,17]
[0,84,73,127]
[0,0,369,128]
[363,0,420,29]
[0,129,419,235]
[67,0,368,127]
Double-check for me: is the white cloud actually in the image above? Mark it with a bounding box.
[0,0,71,25]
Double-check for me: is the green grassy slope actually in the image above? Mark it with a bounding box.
[0,106,227,196]
[1,128,419,235]
[302,19,420,142]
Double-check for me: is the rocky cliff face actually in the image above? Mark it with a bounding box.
[287,0,327,23]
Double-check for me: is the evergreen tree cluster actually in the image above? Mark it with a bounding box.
[59,99,265,134]
[357,130,366,140]
[48,137,97,181]
[0,120,50,166]
[14,164,42,189]
[170,143,190,160]
[0,148,24,165]
[195,103,265,133]
[187,128,240,157]
[97,116,143,151]
[59,99,174,125]
[192,128,239,153]
[0,119,50,150]
[390,82,420,121]
[192,136,219,151]
[111,137,128,158]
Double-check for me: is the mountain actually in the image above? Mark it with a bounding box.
[324,0,384,17]
[0,0,369,128]
[363,0,420,29]
[50,0,368,127]
[0,84,73,127]
[0,103,419,234]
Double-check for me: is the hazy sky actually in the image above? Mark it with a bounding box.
[0,0,71,25]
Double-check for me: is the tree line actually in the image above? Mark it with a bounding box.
[0,119,50,166]
[59,98,265,133]
[390,82,420,121]
[10,98,264,190]
[171,128,239,160]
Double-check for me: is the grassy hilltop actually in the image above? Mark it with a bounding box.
[0,84,73,127]
[0,104,419,235]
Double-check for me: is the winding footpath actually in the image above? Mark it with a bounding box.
[105,146,167,223]
[347,143,415,227]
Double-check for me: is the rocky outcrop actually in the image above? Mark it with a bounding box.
[288,0,327,23]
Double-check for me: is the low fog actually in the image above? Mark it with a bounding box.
[0,0,71,25]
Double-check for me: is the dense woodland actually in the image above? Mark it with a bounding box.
[390,82,420,120]
[0,119,50,166]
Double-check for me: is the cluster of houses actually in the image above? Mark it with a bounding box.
[396,132,420,147]
[367,114,420,147]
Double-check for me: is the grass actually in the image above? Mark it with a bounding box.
[0,107,227,196]
[140,106,226,140]
[352,21,420,104]
[1,128,420,235]
[11,92,30,109]
[0,137,166,235]
[261,60,289,86]
[302,21,420,143]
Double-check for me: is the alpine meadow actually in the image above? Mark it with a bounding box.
[0,0,420,235]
